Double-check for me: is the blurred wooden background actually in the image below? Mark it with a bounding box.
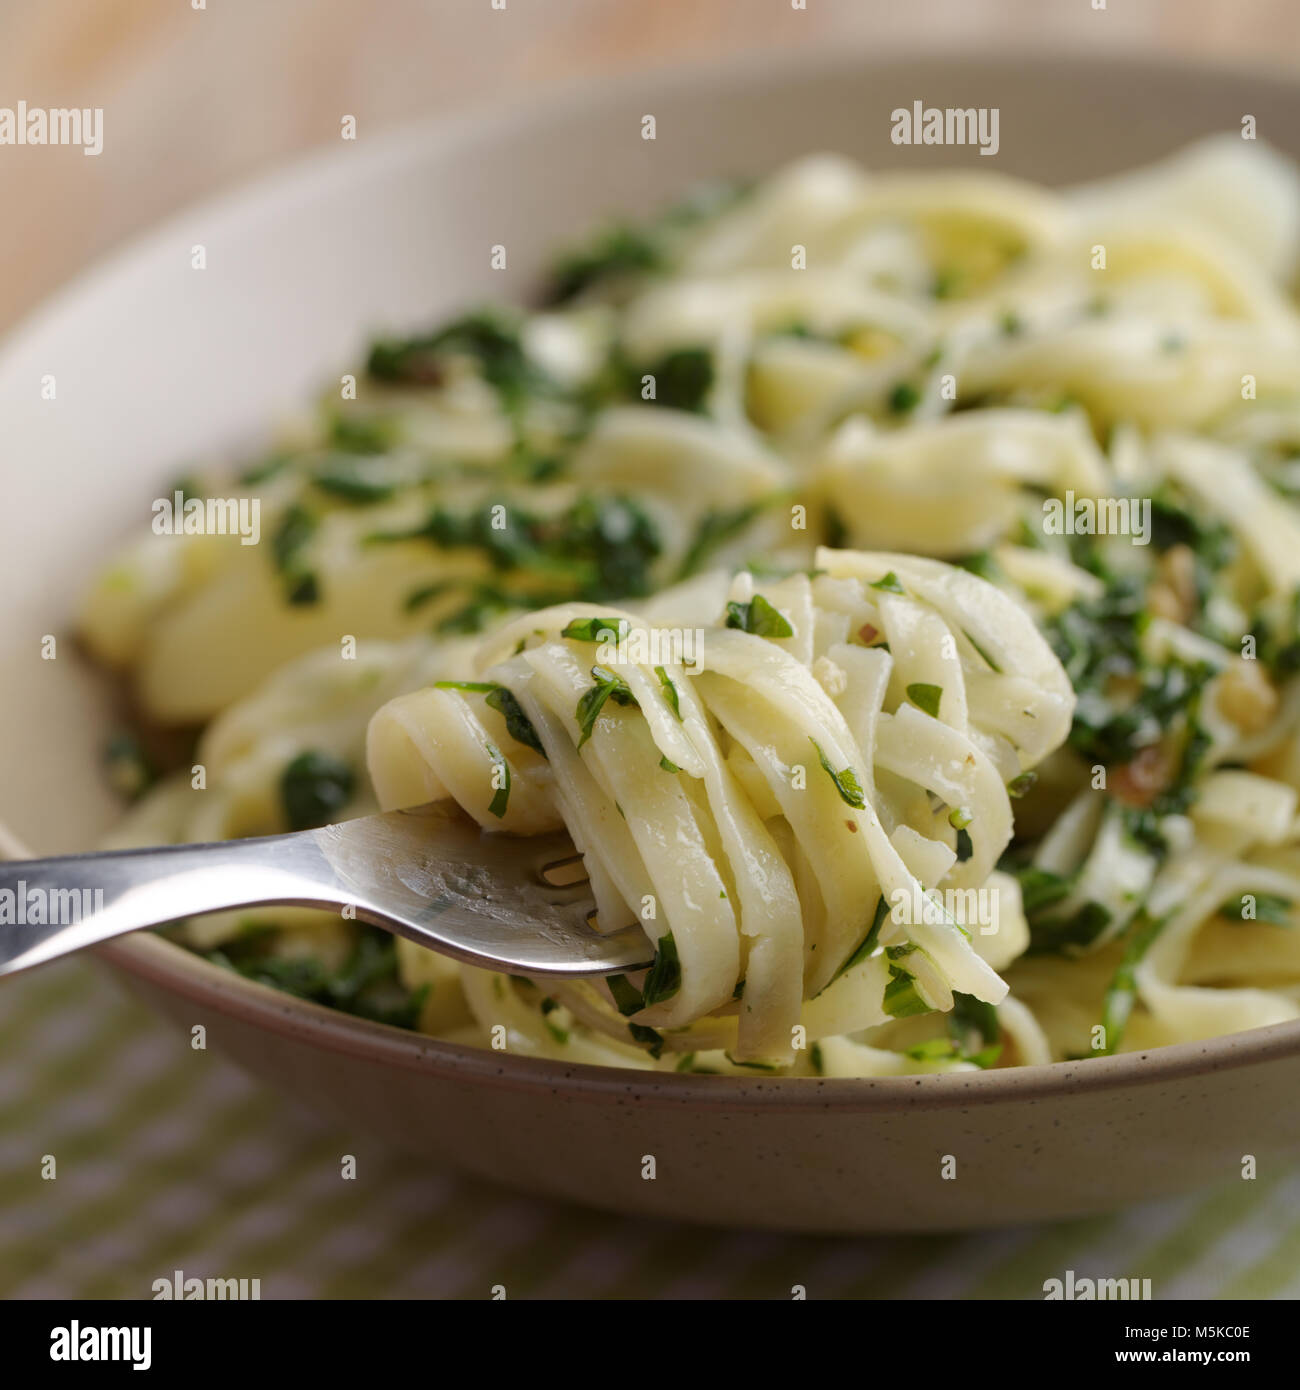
[1,0,1298,334]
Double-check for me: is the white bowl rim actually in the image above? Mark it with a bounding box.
[10,42,1300,1109]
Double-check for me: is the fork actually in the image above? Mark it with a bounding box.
[0,802,653,979]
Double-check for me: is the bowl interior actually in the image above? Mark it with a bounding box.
[7,49,1300,852]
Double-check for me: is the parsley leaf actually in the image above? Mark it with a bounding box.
[639,347,714,413]
[725,594,793,638]
[486,687,545,758]
[641,932,682,1006]
[1219,893,1293,925]
[883,962,933,1018]
[906,683,943,718]
[207,925,428,1030]
[271,504,320,606]
[655,665,682,720]
[560,617,629,643]
[677,502,768,579]
[576,666,639,747]
[280,750,355,830]
[1099,911,1166,1054]
[829,895,890,985]
[809,737,866,809]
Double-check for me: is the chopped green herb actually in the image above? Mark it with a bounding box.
[655,665,683,719]
[962,629,1002,672]
[239,453,291,486]
[271,502,315,561]
[1218,893,1293,925]
[370,495,662,604]
[485,686,546,758]
[907,683,943,719]
[676,501,769,579]
[639,347,714,413]
[1009,864,1075,917]
[271,503,320,605]
[280,750,355,830]
[724,1055,782,1072]
[641,932,682,1006]
[575,665,639,748]
[725,593,793,638]
[403,580,456,613]
[883,963,932,1019]
[870,571,905,594]
[904,1037,960,1062]
[1099,911,1166,1053]
[1250,585,1300,677]
[541,177,750,305]
[1001,859,1124,957]
[888,381,921,414]
[207,925,428,1029]
[367,309,547,414]
[947,992,1002,1068]
[310,455,398,503]
[956,551,1000,582]
[561,617,629,643]
[809,737,866,809]
[1033,897,1111,955]
[433,681,545,758]
[545,225,664,304]
[1042,576,1214,805]
[434,585,516,635]
[931,269,962,299]
[328,413,396,455]
[284,572,317,604]
[606,974,642,1016]
[823,503,849,550]
[659,755,680,773]
[830,895,890,984]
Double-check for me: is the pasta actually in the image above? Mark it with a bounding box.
[86,135,1300,1075]
[367,555,1072,1065]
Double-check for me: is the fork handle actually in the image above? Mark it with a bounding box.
[0,832,347,978]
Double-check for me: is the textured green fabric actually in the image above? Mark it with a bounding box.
[3,957,1297,1300]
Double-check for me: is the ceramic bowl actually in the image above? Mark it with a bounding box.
[4,47,1300,1232]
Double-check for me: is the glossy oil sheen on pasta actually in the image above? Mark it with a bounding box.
[84,136,1300,1076]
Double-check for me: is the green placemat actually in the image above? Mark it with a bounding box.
[2,957,1297,1300]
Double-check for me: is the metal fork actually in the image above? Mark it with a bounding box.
[0,802,653,979]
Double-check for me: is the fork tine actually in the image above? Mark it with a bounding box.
[313,804,653,976]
